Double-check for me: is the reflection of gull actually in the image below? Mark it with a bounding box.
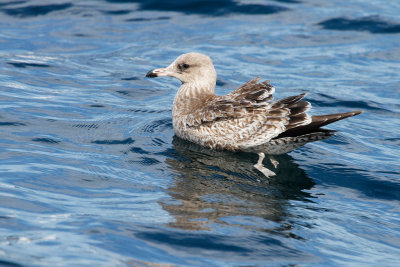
[162,136,314,231]
[146,53,362,176]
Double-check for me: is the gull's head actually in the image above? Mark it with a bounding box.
[146,52,217,85]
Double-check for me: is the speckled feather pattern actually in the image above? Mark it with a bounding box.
[172,78,315,153]
[147,52,362,155]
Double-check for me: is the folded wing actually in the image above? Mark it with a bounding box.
[182,78,315,148]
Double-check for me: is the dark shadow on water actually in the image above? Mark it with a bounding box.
[92,137,135,145]
[272,0,301,3]
[136,230,250,252]
[133,227,313,263]
[216,79,226,87]
[317,16,400,34]
[89,104,105,108]
[101,9,131,15]
[311,163,400,201]
[32,137,61,144]
[125,16,170,22]
[120,76,139,81]
[1,3,72,18]
[161,136,315,231]
[124,137,318,263]
[0,1,288,18]
[7,62,51,68]
[310,93,387,111]
[0,121,26,126]
[105,0,288,16]
[128,146,149,154]
[72,123,99,129]
[0,259,25,267]
[309,92,395,115]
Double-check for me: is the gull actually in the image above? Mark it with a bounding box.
[146,52,362,177]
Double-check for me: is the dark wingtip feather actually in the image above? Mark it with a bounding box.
[275,110,361,139]
[311,110,363,127]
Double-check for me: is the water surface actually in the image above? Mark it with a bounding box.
[0,0,399,266]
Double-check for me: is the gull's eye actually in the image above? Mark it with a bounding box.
[179,63,190,70]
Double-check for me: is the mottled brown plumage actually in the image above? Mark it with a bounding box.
[146,52,362,176]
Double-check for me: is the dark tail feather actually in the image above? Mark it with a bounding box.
[308,111,362,129]
[275,110,362,139]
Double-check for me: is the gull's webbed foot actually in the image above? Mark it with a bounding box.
[254,152,276,177]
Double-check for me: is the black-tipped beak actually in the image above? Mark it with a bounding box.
[146,69,158,78]
[145,67,173,78]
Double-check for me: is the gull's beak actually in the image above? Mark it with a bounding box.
[145,67,174,78]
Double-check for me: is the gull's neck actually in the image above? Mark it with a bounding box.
[177,79,215,98]
[173,79,216,116]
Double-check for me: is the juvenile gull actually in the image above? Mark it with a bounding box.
[146,52,362,176]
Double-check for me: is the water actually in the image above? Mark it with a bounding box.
[0,0,399,266]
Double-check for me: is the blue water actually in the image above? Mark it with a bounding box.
[0,0,399,266]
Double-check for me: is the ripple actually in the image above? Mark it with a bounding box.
[125,16,170,22]
[0,122,26,126]
[120,76,139,81]
[32,137,61,144]
[7,62,51,68]
[134,228,314,263]
[0,195,59,213]
[372,137,400,146]
[273,0,301,3]
[1,0,400,265]
[1,3,72,18]
[0,1,26,8]
[92,137,135,145]
[317,16,400,34]
[141,118,172,133]
[72,123,99,129]
[135,157,161,165]
[0,260,24,267]
[309,93,391,113]
[89,104,105,108]
[129,146,149,154]
[106,0,288,16]
[101,9,131,15]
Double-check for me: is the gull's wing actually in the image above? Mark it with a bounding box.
[182,78,312,146]
[227,77,275,103]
